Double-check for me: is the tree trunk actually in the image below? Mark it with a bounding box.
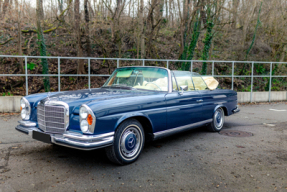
[128,0,131,17]
[36,0,50,92]
[279,45,287,62]
[1,0,9,19]
[74,0,85,74]
[231,0,239,29]
[16,0,24,74]
[154,0,164,21]
[169,0,173,27]
[242,0,257,47]
[84,0,91,56]
[58,0,64,20]
[0,0,2,18]
[88,1,94,18]
[200,0,207,27]
[139,0,145,58]
[165,0,168,19]
[39,0,44,19]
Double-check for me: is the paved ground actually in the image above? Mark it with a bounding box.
[0,103,287,192]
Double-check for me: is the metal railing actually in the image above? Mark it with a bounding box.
[0,55,287,102]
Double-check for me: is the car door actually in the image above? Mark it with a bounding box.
[191,74,217,121]
[165,71,202,129]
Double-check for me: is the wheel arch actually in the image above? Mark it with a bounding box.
[214,105,228,116]
[115,113,154,142]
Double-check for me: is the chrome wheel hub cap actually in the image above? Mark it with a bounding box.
[214,109,223,128]
[120,127,141,158]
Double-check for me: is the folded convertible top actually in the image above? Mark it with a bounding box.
[202,76,219,90]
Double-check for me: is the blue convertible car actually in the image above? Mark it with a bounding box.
[16,66,239,165]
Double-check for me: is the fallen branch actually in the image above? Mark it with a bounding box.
[21,27,58,34]
[0,38,14,46]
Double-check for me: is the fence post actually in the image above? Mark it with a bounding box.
[269,62,273,102]
[191,61,193,72]
[212,61,214,76]
[58,57,61,92]
[117,59,119,68]
[25,57,28,96]
[143,60,145,66]
[166,61,169,69]
[232,62,234,90]
[88,58,91,90]
[250,62,254,102]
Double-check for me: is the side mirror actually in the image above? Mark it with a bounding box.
[179,85,188,95]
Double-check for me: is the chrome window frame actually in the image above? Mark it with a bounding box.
[102,66,173,93]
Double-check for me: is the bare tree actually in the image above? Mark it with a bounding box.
[1,0,9,19]
[16,0,24,73]
[84,0,92,56]
[74,0,85,74]
[37,0,50,91]
[139,0,145,58]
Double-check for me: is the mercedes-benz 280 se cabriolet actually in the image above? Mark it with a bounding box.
[16,66,240,165]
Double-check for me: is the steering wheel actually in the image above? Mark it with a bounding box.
[145,82,162,91]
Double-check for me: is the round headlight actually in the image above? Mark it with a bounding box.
[80,107,88,119]
[20,99,26,109]
[21,109,26,119]
[79,104,96,134]
[20,97,31,120]
[80,120,89,133]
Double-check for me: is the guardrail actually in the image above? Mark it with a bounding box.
[0,55,287,102]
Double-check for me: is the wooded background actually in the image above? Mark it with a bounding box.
[0,0,287,95]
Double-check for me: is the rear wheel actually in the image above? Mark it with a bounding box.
[208,107,225,132]
[105,119,145,165]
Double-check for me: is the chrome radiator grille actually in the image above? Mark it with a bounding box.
[37,102,68,134]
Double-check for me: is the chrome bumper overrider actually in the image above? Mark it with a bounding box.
[15,122,114,151]
[232,105,240,113]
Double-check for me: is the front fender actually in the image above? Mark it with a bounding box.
[114,112,154,132]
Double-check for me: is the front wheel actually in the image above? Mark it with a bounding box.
[105,119,145,165]
[208,107,225,132]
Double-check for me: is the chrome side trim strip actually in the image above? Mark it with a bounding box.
[213,95,227,99]
[153,119,212,140]
[19,120,37,127]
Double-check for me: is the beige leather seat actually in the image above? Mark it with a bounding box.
[176,76,195,91]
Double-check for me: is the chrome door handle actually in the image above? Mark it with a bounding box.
[197,99,203,103]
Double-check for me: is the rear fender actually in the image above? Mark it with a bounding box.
[214,105,228,116]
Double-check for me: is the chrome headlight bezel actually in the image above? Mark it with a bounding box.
[79,104,96,134]
[20,97,31,120]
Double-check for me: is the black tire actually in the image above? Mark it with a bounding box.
[207,107,225,132]
[105,119,145,165]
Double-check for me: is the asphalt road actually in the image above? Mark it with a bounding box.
[0,103,286,192]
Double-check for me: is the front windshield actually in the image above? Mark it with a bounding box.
[103,67,168,91]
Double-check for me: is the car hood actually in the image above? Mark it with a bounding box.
[39,88,164,113]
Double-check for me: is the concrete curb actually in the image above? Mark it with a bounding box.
[0,96,22,113]
[0,92,286,112]
[237,91,287,103]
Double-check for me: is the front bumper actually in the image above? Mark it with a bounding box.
[15,122,114,151]
[232,105,240,114]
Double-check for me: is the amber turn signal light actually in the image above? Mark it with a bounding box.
[87,114,93,125]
